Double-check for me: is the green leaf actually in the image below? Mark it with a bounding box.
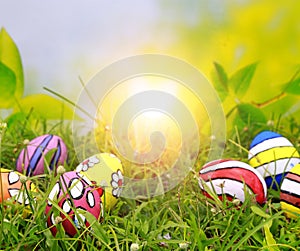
[5,111,27,126]
[0,62,16,107]
[231,112,246,131]
[211,62,229,101]
[237,103,267,125]
[283,77,300,95]
[229,62,257,99]
[0,28,24,103]
[264,225,279,251]
[251,205,270,219]
[13,94,78,120]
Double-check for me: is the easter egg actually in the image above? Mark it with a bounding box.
[45,171,102,237]
[248,131,300,189]
[75,153,124,210]
[16,134,68,176]
[199,159,267,205]
[0,168,36,205]
[280,164,300,218]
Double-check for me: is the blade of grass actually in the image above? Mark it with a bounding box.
[43,87,94,121]
[230,213,281,251]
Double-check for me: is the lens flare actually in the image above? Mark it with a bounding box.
[72,54,226,198]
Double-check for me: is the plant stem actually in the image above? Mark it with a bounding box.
[251,92,286,108]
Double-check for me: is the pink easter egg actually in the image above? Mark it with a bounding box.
[45,171,103,237]
[16,134,68,176]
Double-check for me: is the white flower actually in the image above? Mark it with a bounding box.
[54,216,63,224]
[267,120,274,126]
[179,242,189,249]
[0,122,7,129]
[163,233,171,240]
[210,135,216,141]
[232,198,241,206]
[111,169,124,198]
[130,243,139,251]
[23,139,30,145]
[76,155,100,172]
[210,207,217,213]
[19,175,28,184]
[57,165,66,175]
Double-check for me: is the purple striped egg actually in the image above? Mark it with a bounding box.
[16,134,68,176]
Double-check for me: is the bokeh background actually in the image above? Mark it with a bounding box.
[1,0,300,124]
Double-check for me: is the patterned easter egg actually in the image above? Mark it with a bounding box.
[0,168,36,205]
[280,164,300,218]
[248,131,300,190]
[16,134,68,176]
[75,153,124,210]
[45,171,102,237]
[199,159,267,205]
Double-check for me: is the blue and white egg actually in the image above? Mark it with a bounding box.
[248,131,300,189]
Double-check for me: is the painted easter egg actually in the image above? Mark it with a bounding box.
[45,171,102,237]
[199,159,267,205]
[16,134,68,176]
[0,168,36,205]
[75,153,124,210]
[280,164,300,218]
[248,131,300,190]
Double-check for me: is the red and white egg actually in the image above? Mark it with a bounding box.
[199,159,267,205]
[45,171,103,237]
[16,134,68,176]
[280,164,300,218]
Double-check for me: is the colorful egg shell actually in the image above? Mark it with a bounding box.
[248,131,300,190]
[199,159,267,205]
[16,134,68,176]
[45,171,102,237]
[75,153,124,210]
[280,164,300,218]
[0,168,36,205]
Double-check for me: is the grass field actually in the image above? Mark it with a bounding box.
[0,119,300,251]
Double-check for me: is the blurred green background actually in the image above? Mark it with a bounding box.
[1,0,300,128]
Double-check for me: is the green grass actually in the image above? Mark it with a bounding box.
[0,118,300,251]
